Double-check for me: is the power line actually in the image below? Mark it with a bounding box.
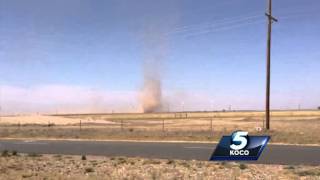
[171,13,263,34]
[167,2,317,39]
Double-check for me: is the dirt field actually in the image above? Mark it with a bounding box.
[0,152,319,179]
[0,110,319,145]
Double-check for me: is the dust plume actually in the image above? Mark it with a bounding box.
[140,72,162,113]
[139,26,167,113]
[137,3,180,113]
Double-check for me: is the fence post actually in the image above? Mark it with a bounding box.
[47,121,50,136]
[210,118,213,137]
[262,116,265,130]
[162,119,165,132]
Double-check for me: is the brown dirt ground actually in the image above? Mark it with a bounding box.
[0,153,319,180]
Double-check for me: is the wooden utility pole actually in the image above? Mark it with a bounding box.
[265,0,277,130]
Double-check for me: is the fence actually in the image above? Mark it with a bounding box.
[1,110,319,141]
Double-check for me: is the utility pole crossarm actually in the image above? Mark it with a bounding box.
[265,13,278,22]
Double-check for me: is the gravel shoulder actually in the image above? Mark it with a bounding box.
[0,152,319,179]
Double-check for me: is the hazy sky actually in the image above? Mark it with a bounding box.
[0,0,319,113]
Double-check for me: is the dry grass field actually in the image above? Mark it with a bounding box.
[0,152,319,179]
[0,110,320,145]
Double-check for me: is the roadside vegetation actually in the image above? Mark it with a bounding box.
[0,152,319,179]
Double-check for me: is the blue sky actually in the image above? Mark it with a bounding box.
[0,0,319,113]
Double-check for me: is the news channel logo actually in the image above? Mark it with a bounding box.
[210,131,270,161]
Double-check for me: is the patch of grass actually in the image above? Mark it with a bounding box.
[1,150,9,157]
[284,165,295,170]
[117,157,127,164]
[296,169,320,176]
[143,159,161,165]
[84,167,94,173]
[90,160,98,166]
[239,164,248,170]
[150,160,161,165]
[166,159,175,165]
[81,155,87,160]
[22,173,33,178]
[7,164,22,171]
[28,152,42,157]
[53,154,62,158]
[219,162,234,169]
[179,161,191,168]
[11,150,18,156]
[47,123,55,127]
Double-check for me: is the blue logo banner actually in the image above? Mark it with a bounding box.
[210,131,270,161]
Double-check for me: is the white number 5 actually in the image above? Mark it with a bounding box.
[230,131,248,150]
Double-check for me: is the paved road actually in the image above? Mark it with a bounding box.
[0,140,319,165]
